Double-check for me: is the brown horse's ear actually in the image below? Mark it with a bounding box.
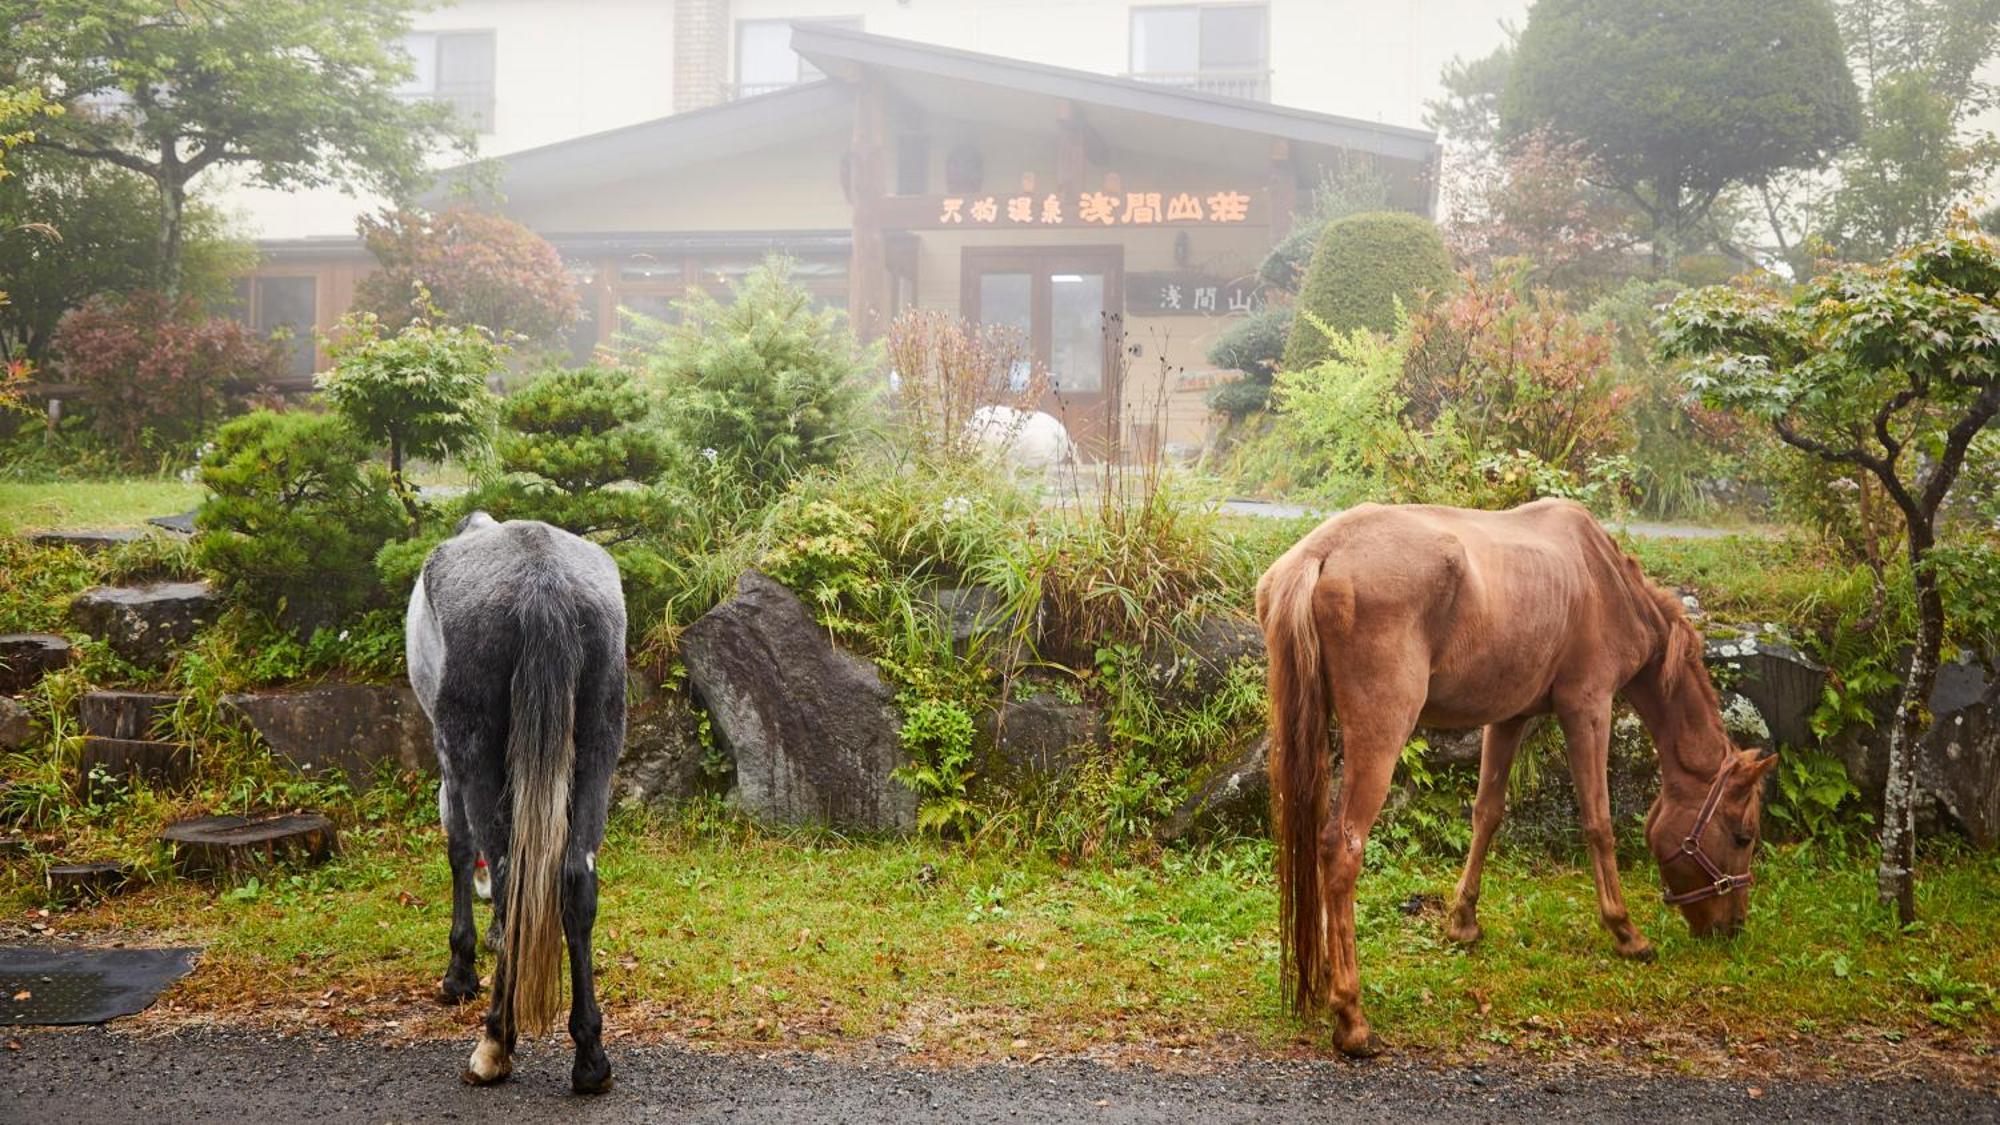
[1743,750,1779,778]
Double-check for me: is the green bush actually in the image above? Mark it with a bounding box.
[195,410,406,629]
[472,364,669,542]
[642,258,872,496]
[1281,211,1453,371]
[319,309,502,522]
[1204,305,1291,421]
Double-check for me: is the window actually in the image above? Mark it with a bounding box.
[248,276,317,378]
[1129,4,1269,100]
[397,30,497,132]
[733,17,861,99]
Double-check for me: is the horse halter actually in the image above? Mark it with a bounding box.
[1661,757,1754,907]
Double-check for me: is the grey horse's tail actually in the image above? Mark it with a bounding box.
[501,568,582,1039]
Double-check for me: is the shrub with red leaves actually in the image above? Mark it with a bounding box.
[52,291,284,465]
[354,207,579,345]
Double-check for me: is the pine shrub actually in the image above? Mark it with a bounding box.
[194,410,406,629]
[1281,211,1453,371]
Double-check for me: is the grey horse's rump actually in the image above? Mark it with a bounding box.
[405,512,626,1093]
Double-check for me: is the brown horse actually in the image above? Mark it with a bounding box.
[1256,499,1774,1056]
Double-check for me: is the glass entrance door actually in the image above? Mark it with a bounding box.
[962,247,1124,454]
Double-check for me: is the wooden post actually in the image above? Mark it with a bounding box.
[1267,138,1298,241]
[848,75,890,341]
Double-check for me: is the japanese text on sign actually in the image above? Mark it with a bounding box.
[935,190,1253,227]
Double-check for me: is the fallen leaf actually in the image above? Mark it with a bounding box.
[1011,1038,1028,1049]
[1748,1087,1764,1100]
[2,1038,18,1050]
[10,990,28,1002]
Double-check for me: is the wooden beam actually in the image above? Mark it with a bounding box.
[1267,138,1299,242]
[848,75,891,340]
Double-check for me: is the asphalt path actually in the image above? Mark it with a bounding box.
[2,1026,1994,1124]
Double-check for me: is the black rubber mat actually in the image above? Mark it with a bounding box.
[0,945,200,1025]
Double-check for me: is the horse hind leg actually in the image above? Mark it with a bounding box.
[442,716,517,1086]
[562,648,623,1095]
[1320,710,1412,1058]
[438,777,482,1004]
[1557,698,1654,961]
[1446,717,1530,946]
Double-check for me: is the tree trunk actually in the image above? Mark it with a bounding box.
[156,173,186,301]
[390,431,421,528]
[1877,530,1945,925]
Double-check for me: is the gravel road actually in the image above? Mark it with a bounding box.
[2,1026,1995,1124]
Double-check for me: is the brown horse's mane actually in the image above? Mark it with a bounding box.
[1614,549,1730,773]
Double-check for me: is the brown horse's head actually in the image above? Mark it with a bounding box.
[1645,748,1777,938]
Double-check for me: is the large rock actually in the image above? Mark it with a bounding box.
[979,689,1107,778]
[67,581,217,666]
[31,529,147,552]
[224,681,434,784]
[0,697,35,751]
[613,672,713,807]
[1145,612,1265,699]
[1159,735,1270,843]
[78,690,181,740]
[1159,723,1521,846]
[0,633,71,693]
[1838,654,2000,849]
[922,585,1032,668]
[681,572,914,832]
[1705,633,1826,751]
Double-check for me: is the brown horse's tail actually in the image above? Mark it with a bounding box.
[1258,549,1334,1016]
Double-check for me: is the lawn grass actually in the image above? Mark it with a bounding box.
[0,479,202,535]
[6,804,1994,1070]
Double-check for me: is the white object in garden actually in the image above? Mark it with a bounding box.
[966,406,1077,470]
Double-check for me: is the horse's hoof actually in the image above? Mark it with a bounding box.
[437,974,481,1005]
[572,1059,614,1096]
[461,1035,511,1086]
[1443,919,1482,946]
[1338,1032,1386,1059]
[1618,939,1657,963]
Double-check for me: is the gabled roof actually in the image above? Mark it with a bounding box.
[793,24,1438,165]
[426,26,1439,210]
[427,80,854,205]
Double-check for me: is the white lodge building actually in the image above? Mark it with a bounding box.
[224,3,1519,453]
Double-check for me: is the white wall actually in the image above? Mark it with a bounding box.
[207,0,681,240]
[208,0,1520,241]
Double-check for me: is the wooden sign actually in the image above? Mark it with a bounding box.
[1128,272,1262,317]
[878,189,1261,230]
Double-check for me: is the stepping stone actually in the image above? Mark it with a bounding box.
[78,691,181,741]
[160,813,338,878]
[29,529,147,553]
[145,510,197,536]
[73,737,194,804]
[67,581,217,666]
[45,861,131,901]
[0,634,71,694]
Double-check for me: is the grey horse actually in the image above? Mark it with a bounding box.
[406,512,625,1094]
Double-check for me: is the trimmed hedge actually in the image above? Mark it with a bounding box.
[1280,211,1453,371]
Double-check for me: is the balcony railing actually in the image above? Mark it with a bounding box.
[1125,69,1272,102]
[394,84,496,133]
[727,80,804,101]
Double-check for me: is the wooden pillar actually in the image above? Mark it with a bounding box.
[848,75,890,341]
[1267,138,1298,241]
